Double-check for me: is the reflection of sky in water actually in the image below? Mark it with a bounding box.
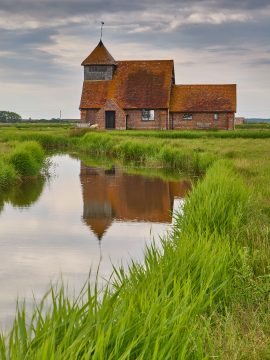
[0,155,187,328]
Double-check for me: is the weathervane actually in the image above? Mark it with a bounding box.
[100,21,104,41]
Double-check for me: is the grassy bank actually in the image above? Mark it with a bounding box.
[236,122,270,130]
[0,141,45,192]
[77,133,216,175]
[1,128,218,175]
[0,126,269,358]
[111,129,270,139]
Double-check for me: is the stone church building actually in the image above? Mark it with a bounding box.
[80,41,236,130]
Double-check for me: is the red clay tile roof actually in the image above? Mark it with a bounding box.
[81,40,116,65]
[170,84,236,112]
[80,60,174,109]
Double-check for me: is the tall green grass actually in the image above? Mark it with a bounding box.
[179,160,248,236]
[78,133,216,175]
[0,141,45,197]
[0,161,252,359]
[108,129,270,139]
[8,141,45,177]
[0,161,17,190]
[0,128,73,149]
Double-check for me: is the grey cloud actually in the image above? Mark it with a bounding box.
[206,47,250,54]
[0,0,146,17]
[217,0,270,9]
[114,20,270,53]
[0,28,70,84]
[247,58,270,66]
[0,28,56,49]
[0,0,269,22]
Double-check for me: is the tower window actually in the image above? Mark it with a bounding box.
[214,113,219,120]
[84,64,114,81]
[89,65,107,72]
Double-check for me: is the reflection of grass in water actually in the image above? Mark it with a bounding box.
[6,177,45,208]
[0,196,4,213]
[0,176,45,212]
[75,152,194,182]
[0,141,46,212]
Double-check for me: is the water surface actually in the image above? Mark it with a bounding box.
[0,155,191,327]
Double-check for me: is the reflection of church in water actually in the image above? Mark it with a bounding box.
[80,163,191,241]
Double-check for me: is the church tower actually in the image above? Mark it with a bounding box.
[81,40,116,81]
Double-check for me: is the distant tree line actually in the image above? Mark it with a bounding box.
[0,112,79,123]
[0,111,22,123]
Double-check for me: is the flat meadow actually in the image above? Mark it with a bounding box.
[0,124,269,359]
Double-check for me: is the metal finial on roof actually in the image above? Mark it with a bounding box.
[100,21,104,41]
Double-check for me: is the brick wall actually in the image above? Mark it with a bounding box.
[80,110,87,123]
[80,109,98,125]
[81,107,169,130]
[227,113,235,130]
[81,109,235,130]
[126,109,168,130]
[87,109,98,125]
[96,99,126,130]
[170,112,235,130]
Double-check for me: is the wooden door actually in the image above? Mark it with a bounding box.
[105,111,115,129]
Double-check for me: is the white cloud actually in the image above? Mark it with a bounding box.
[168,11,252,30]
[0,10,86,30]
[128,26,153,34]
[187,12,251,24]
[0,50,14,57]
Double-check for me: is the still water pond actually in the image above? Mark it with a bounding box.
[0,155,191,327]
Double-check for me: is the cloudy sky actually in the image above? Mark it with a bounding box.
[0,0,270,119]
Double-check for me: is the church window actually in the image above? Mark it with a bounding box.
[142,109,155,121]
[183,113,193,120]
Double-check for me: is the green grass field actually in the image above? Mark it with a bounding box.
[0,125,269,359]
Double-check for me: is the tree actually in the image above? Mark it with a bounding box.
[0,111,22,123]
